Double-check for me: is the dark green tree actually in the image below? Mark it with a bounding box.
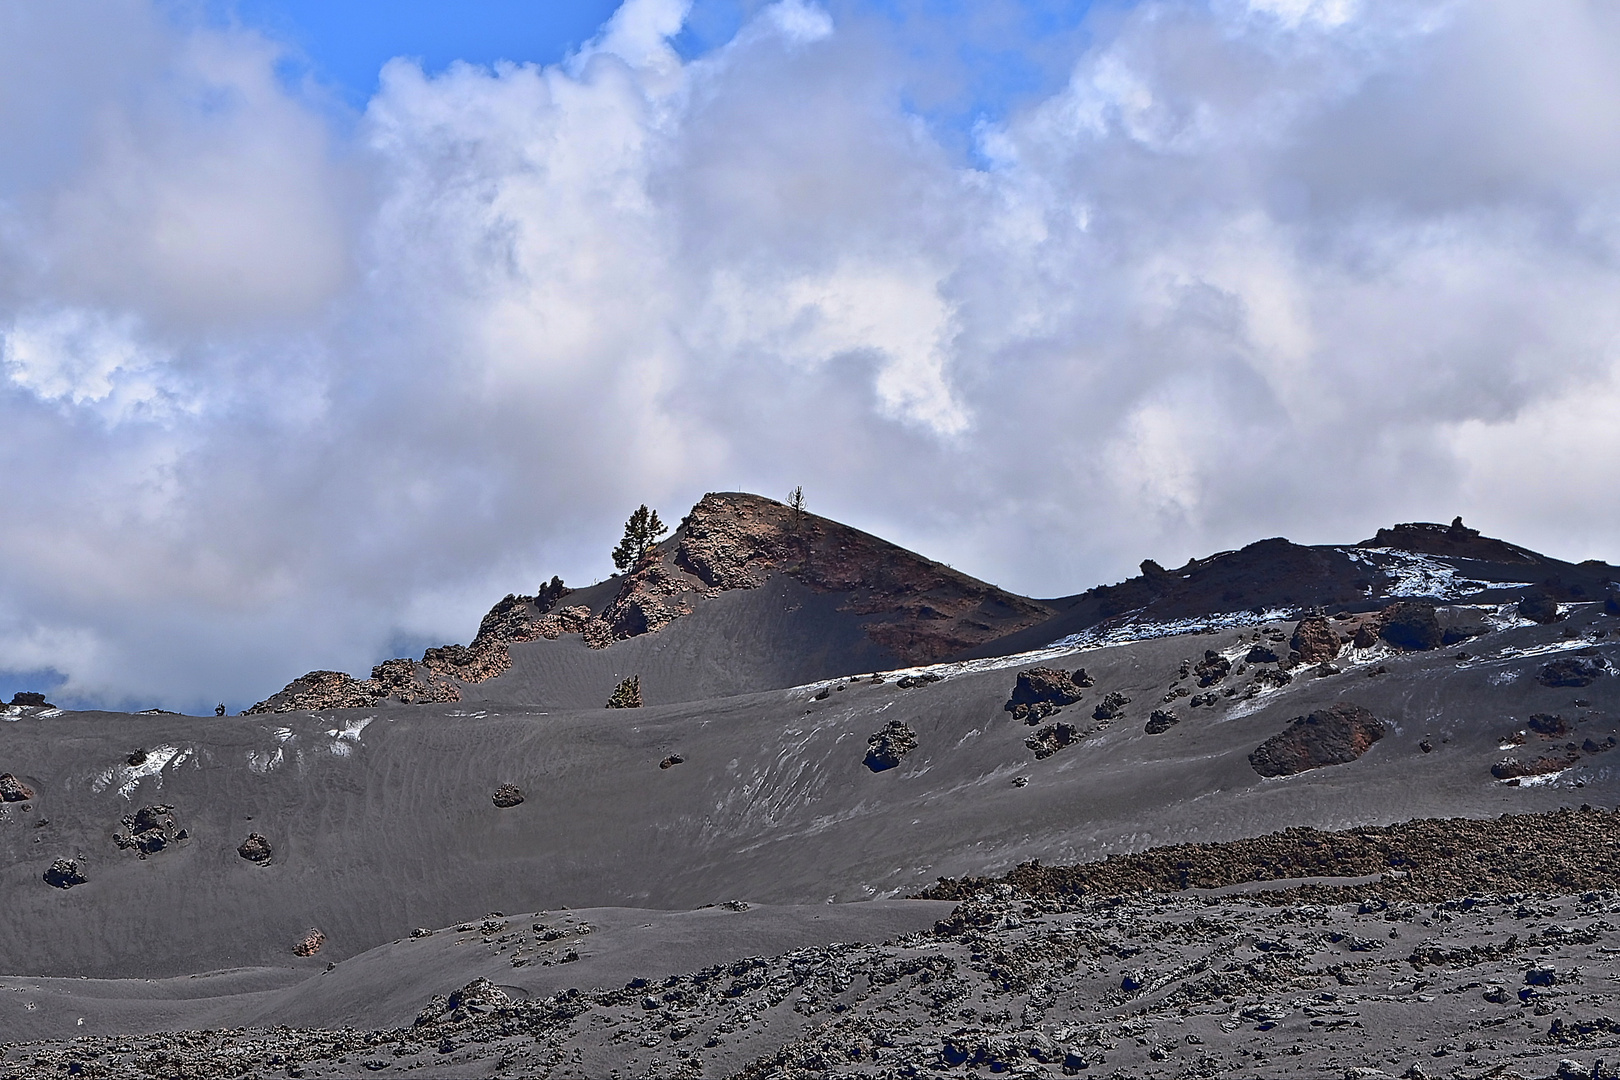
[612,505,668,571]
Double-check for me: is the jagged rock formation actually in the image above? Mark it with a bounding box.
[491,784,524,808]
[1289,614,1341,663]
[237,833,273,864]
[864,720,917,772]
[1249,703,1386,777]
[0,773,34,802]
[1004,666,1090,723]
[42,858,86,889]
[249,492,1056,713]
[292,928,326,957]
[114,805,187,857]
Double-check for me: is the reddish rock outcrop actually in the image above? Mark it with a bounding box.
[293,928,326,957]
[0,773,35,802]
[1248,703,1386,777]
[1290,616,1341,664]
[604,676,642,709]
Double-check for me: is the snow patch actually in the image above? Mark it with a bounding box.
[1342,548,1534,600]
[91,744,189,799]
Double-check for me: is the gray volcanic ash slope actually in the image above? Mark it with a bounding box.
[6,500,1620,1078]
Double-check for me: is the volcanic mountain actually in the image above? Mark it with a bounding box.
[4,496,1620,1079]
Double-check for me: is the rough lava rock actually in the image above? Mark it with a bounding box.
[864,720,918,772]
[1290,615,1342,664]
[114,805,187,857]
[1145,709,1180,734]
[0,772,35,802]
[1378,601,1444,651]
[1005,667,1090,723]
[491,784,524,808]
[43,858,87,889]
[1248,703,1387,777]
[236,833,273,864]
[1520,591,1562,624]
[8,691,51,707]
[1539,653,1610,688]
[1025,722,1080,759]
[1092,691,1131,721]
[292,928,326,957]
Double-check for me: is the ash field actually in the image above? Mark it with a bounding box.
[6,493,1620,1080]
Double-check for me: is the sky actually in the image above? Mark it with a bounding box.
[3,0,1620,712]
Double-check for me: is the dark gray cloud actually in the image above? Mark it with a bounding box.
[2,0,1619,709]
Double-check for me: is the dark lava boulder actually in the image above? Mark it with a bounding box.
[1290,616,1341,664]
[1527,713,1569,737]
[1145,709,1179,735]
[1092,691,1131,721]
[1519,592,1561,625]
[1193,650,1231,687]
[0,773,35,802]
[658,755,684,770]
[114,805,186,857]
[1249,703,1387,777]
[237,833,273,865]
[1379,601,1443,651]
[864,720,918,772]
[43,858,87,889]
[605,675,643,709]
[1005,667,1090,723]
[1538,652,1610,688]
[1025,722,1080,760]
[491,784,524,808]
[8,692,51,707]
[1246,644,1280,664]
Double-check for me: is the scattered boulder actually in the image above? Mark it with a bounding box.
[1249,703,1387,777]
[1145,709,1179,735]
[43,858,87,889]
[293,928,326,957]
[0,773,35,802]
[864,720,918,772]
[1243,667,1294,697]
[1092,691,1131,721]
[605,675,643,709]
[1245,644,1280,664]
[1025,722,1080,760]
[237,833,273,865]
[1438,606,1491,645]
[113,805,187,857]
[1193,650,1231,687]
[491,784,524,808]
[1539,654,1610,688]
[658,755,685,770]
[416,978,513,1027]
[1005,668,1090,723]
[8,692,51,707]
[896,673,943,689]
[1290,616,1341,664]
[1519,592,1562,625]
[1352,623,1379,649]
[1528,713,1570,737]
[1492,752,1581,780]
[1379,601,1444,651]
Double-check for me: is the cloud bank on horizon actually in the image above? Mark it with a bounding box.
[2,0,1619,710]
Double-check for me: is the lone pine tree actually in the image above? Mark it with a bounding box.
[612,505,669,571]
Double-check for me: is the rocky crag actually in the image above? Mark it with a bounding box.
[249,493,1056,713]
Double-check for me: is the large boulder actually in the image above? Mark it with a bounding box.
[1249,703,1387,777]
[1290,616,1341,664]
[864,720,918,772]
[1005,667,1090,723]
[1378,601,1443,651]
[0,773,35,802]
[1538,653,1610,688]
[1519,591,1561,625]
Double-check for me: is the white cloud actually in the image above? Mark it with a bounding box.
[3,0,1620,709]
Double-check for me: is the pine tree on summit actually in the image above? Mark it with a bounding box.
[612,505,669,571]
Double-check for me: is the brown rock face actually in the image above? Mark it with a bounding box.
[1248,703,1387,777]
[0,773,35,802]
[292,928,326,957]
[1289,616,1341,664]
[671,493,1055,665]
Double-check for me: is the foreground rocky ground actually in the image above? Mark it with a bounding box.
[10,808,1620,1080]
